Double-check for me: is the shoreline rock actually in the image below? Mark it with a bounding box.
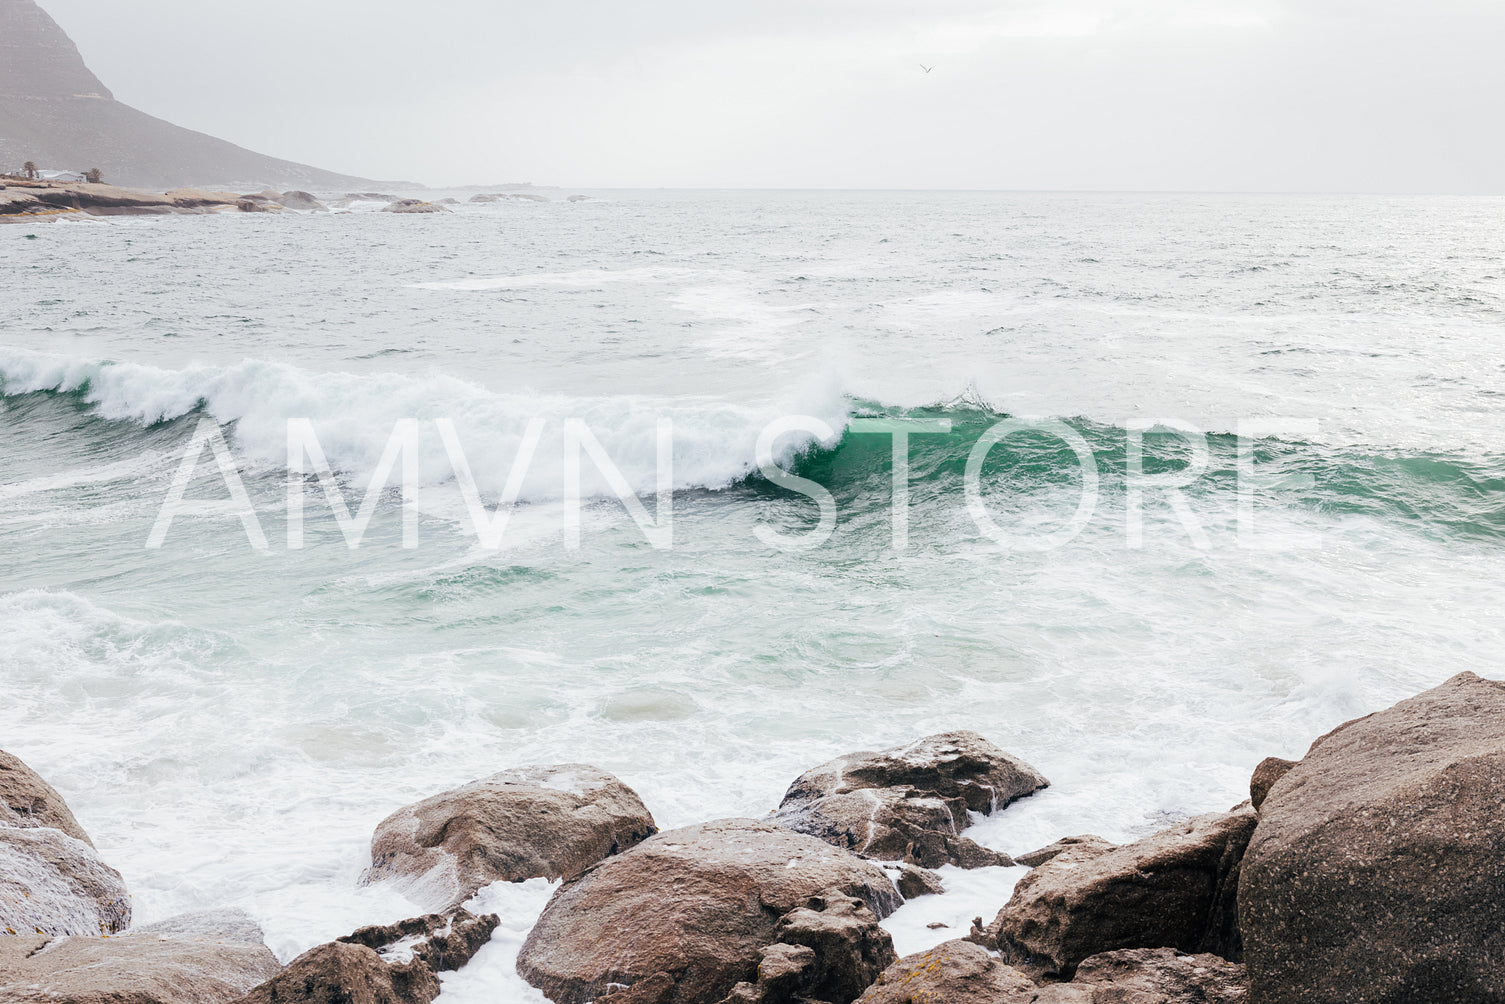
[362,763,657,912]
[231,908,497,1004]
[1240,671,1505,1003]
[0,751,93,847]
[8,676,1505,1004]
[992,805,1256,979]
[0,179,343,219]
[0,749,130,939]
[0,909,280,1004]
[517,818,903,1004]
[772,732,1047,870]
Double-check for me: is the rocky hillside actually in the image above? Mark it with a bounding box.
[0,0,387,190]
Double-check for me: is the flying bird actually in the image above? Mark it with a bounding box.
[920,64,935,74]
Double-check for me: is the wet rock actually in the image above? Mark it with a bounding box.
[993,805,1256,979]
[338,908,498,974]
[1247,757,1296,811]
[0,913,281,1004]
[232,908,497,1004]
[892,862,945,899]
[1013,836,1113,869]
[854,939,1035,1004]
[1000,948,1247,1003]
[381,199,448,214]
[1240,671,1505,1004]
[278,190,328,212]
[0,750,92,845]
[774,889,897,1002]
[773,732,1046,870]
[233,941,434,1004]
[133,908,268,944]
[236,197,283,213]
[0,826,130,937]
[362,763,657,911]
[469,193,500,202]
[715,944,814,1004]
[713,889,895,1004]
[517,818,902,1004]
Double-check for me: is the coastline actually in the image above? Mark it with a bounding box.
[0,180,455,221]
[4,675,1504,1003]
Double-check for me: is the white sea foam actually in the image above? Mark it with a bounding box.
[0,347,850,503]
[879,864,1030,959]
[436,879,557,1003]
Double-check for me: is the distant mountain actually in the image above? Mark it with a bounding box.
[0,0,396,190]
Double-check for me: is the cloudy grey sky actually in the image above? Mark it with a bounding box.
[42,0,1505,191]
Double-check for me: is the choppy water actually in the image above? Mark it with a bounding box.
[2,191,1503,998]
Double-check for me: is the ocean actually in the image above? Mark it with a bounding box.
[2,190,1502,998]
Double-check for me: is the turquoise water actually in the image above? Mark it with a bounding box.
[1,190,1502,993]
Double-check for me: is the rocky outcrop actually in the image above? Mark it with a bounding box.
[0,909,280,1004]
[992,806,1255,979]
[338,909,498,975]
[892,862,945,899]
[715,890,896,1004]
[236,196,284,213]
[233,942,431,1004]
[382,199,448,214]
[0,825,130,936]
[0,181,337,219]
[1247,757,1295,811]
[0,750,93,846]
[277,190,327,211]
[854,939,1036,1004]
[772,732,1047,870]
[1013,836,1113,869]
[1239,671,1505,1004]
[232,909,497,1004]
[517,818,903,1004]
[362,763,657,911]
[1004,948,1247,1003]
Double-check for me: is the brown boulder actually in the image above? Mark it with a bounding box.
[233,941,434,1004]
[893,863,945,899]
[993,806,1256,979]
[0,826,130,936]
[0,750,93,845]
[1239,671,1505,1004]
[362,763,657,910]
[382,199,448,214]
[0,911,280,1004]
[713,889,896,1004]
[517,818,903,1004]
[1247,757,1296,811]
[854,939,1035,1004]
[338,909,498,974]
[773,732,1047,869]
[278,191,328,211]
[998,948,1247,1003]
[1013,836,1113,869]
[232,908,497,1004]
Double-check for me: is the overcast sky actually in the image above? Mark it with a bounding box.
[42,0,1505,191]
